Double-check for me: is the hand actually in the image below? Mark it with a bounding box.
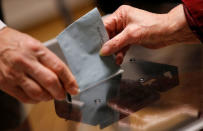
[0,27,78,103]
[100,4,201,64]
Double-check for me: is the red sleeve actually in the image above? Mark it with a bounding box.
[182,0,203,42]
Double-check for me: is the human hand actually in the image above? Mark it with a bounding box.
[100,4,200,65]
[0,27,78,103]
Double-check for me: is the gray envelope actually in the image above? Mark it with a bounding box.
[57,8,120,91]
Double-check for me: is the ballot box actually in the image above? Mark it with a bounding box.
[0,37,202,131]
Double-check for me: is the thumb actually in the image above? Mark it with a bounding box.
[100,29,130,56]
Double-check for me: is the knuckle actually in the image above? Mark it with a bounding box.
[115,5,128,19]
[54,62,65,73]
[45,75,58,87]
[110,42,119,51]
[117,5,131,15]
[118,5,129,11]
[19,79,43,99]
[126,27,134,35]
[30,44,41,52]
[5,67,13,76]
[30,89,43,98]
[12,54,24,64]
[4,67,19,81]
[17,75,26,84]
[67,79,76,86]
[27,40,42,52]
[125,27,137,39]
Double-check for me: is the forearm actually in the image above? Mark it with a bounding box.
[165,4,201,45]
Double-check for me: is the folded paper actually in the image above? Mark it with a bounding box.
[57,8,120,91]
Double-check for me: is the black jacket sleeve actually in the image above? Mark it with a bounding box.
[0,0,4,21]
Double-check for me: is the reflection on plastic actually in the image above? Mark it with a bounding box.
[54,59,179,129]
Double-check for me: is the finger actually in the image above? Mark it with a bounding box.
[24,61,66,100]
[37,47,79,95]
[115,45,130,65]
[115,52,124,65]
[103,15,117,38]
[103,11,125,39]
[100,28,130,56]
[0,86,39,104]
[19,76,52,101]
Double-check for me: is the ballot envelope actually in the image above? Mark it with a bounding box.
[45,8,179,129]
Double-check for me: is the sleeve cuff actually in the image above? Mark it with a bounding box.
[0,20,6,30]
[182,0,203,43]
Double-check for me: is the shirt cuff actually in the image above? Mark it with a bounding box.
[0,20,6,30]
[182,0,203,43]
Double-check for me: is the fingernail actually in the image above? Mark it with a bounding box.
[75,88,80,94]
[100,46,109,56]
[99,50,104,56]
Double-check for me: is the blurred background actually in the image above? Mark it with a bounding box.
[1,0,180,42]
[1,0,95,42]
[0,0,202,131]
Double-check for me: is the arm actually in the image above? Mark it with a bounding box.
[0,22,78,103]
[182,0,203,42]
[100,4,201,64]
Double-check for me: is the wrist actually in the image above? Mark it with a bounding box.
[166,4,200,44]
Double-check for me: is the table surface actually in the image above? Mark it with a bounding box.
[0,44,202,131]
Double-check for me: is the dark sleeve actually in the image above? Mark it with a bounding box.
[182,0,203,42]
[0,0,4,21]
